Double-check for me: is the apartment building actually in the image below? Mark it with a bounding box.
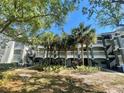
[0,27,124,69]
[91,27,124,69]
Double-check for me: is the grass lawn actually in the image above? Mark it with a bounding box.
[0,66,124,93]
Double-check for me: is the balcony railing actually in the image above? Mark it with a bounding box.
[97,40,103,44]
[108,55,115,58]
[105,39,111,45]
[93,51,106,58]
[92,42,104,47]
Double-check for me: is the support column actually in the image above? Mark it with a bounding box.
[116,36,124,64]
[1,41,15,63]
[21,45,28,64]
[111,38,120,66]
[102,36,110,68]
[90,46,95,66]
[102,37,109,59]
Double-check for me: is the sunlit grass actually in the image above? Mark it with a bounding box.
[30,65,100,74]
[0,65,102,93]
[0,69,105,93]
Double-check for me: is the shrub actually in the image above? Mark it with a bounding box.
[0,63,17,71]
[76,66,100,73]
[31,65,100,74]
[2,71,17,81]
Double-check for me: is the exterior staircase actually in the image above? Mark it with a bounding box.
[110,59,116,68]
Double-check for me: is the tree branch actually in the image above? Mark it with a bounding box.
[112,0,124,4]
[0,13,56,33]
[0,20,12,33]
[16,13,56,22]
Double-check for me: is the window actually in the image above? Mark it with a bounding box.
[14,50,22,54]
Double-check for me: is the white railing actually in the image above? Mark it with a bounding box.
[108,55,115,58]
[97,40,103,44]
[92,44,104,47]
[105,39,111,45]
[93,51,106,58]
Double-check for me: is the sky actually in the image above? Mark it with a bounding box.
[51,1,114,35]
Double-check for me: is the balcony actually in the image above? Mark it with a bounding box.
[108,55,115,58]
[105,39,111,45]
[14,46,24,50]
[92,40,104,47]
[12,54,22,62]
[83,51,92,58]
[93,51,106,59]
[36,51,45,58]
[92,44,104,48]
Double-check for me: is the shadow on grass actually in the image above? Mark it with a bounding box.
[0,73,106,93]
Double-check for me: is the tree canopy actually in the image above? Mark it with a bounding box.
[82,0,124,27]
[0,0,79,43]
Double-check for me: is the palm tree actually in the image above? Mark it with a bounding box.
[73,23,91,65]
[84,29,97,66]
[61,31,68,66]
[40,32,55,65]
[71,28,80,60]
[52,35,60,58]
[40,32,48,58]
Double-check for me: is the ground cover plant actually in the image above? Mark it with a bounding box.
[30,65,101,74]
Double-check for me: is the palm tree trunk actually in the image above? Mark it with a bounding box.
[81,44,84,65]
[54,47,56,65]
[73,50,75,59]
[54,47,56,58]
[86,46,90,66]
[58,48,61,65]
[49,46,52,66]
[44,48,45,58]
[45,46,48,66]
[58,49,60,58]
[65,48,67,67]
[46,47,48,58]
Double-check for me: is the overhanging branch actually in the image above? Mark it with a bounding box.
[0,20,12,33]
[16,13,56,22]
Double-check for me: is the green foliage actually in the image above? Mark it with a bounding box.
[71,23,97,65]
[0,0,79,43]
[82,0,123,27]
[31,65,65,73]
[2,71,16,81]
[71,23,96,46]
[0,71,17,86]
[31,65,100,74]
[84,28,97,46]
[76,66,101,73]
[0,63,17,71]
